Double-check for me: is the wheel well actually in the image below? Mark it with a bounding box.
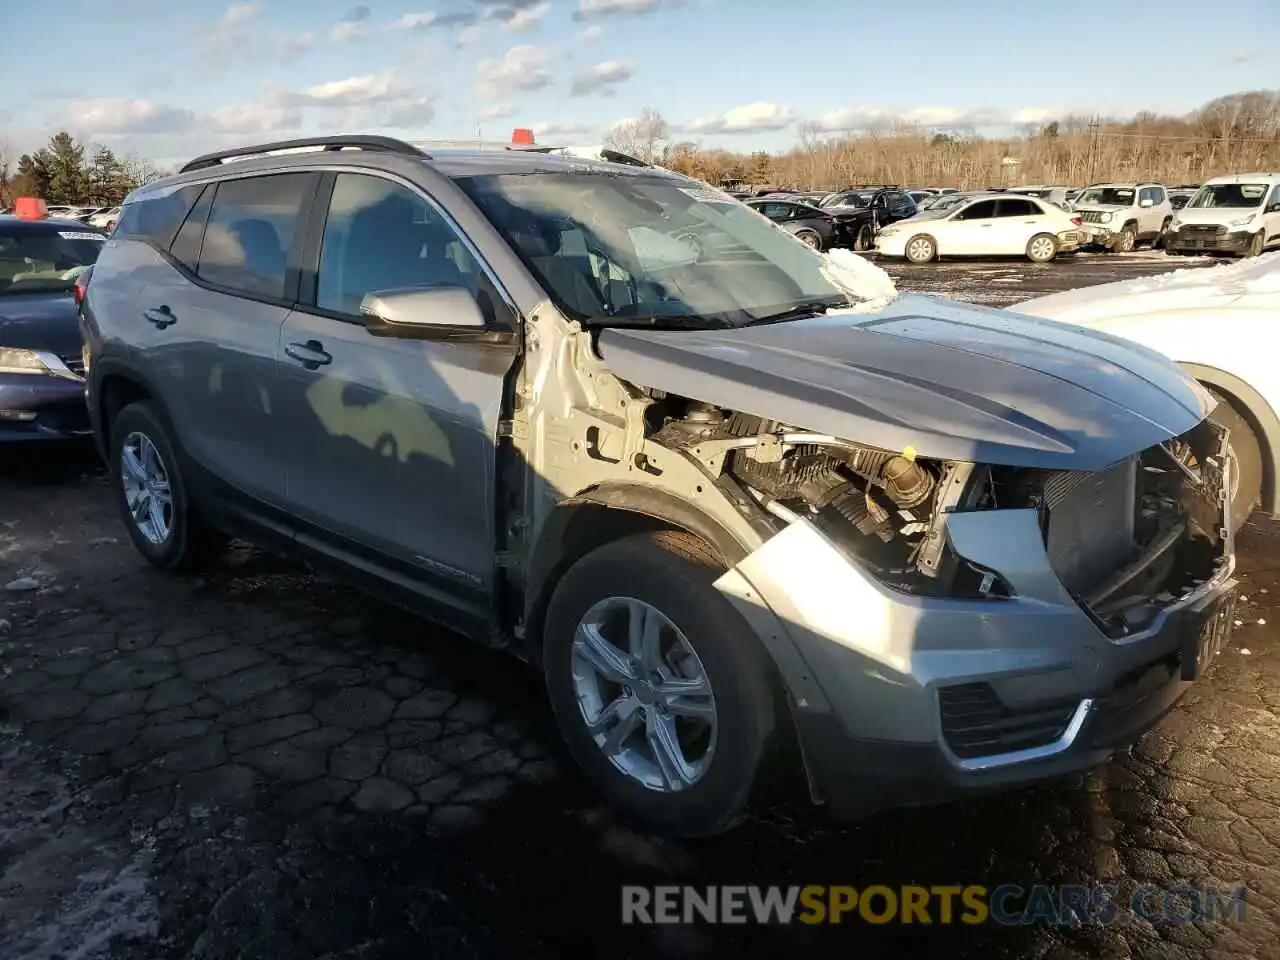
[98,374,152,451]
[1200,380,1276,514]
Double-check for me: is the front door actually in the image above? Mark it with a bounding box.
[940,198,1000,254]
[275,172,518,604]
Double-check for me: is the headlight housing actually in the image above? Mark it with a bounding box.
[1168,217,1181,231]
[1229,214,1257,227]
[1099,211,1114,224]
[0,348,77,379]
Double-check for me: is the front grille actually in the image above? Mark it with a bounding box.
[1080,210,1108,224]
[1182,224,1227,236]
[939,683,1078,759]
[1043,457,1137,596]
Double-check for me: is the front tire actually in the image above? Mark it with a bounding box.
[1246,231,1265,258]
[110,402,225,572]
[904,234,937,264]
[1113,223,1137,253]
[855,224,874,252]
[543,531,778,837]
[1026,233,1058,263]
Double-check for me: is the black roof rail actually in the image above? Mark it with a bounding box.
[179,135,429,174]
[599,148,650,167]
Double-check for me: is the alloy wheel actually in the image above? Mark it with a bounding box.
[570,596,718,792]
[120,431,173,544]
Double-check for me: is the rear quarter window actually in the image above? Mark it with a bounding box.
[113,184,205,249]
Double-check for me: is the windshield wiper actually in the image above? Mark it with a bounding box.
[744,298,849,326]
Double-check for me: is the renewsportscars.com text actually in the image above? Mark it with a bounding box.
[621,884,1247,926]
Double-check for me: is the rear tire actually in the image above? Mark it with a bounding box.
[904,234,937,264]
[1205,390,1263,532]
[794,228,822,251]
[110,402,226,572]
[1026,233,1059,263]
[543,531,778,837]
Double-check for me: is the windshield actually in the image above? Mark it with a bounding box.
[1077,186,1134,206]
[1187,183,1269,209]
[457,172,853,328]
[0,228,104,294]
[822,192,870,209]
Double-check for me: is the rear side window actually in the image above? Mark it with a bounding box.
[198,173,313,300]
[168,185,213,271]
[996,198,1037,217]
[113,184,204,249]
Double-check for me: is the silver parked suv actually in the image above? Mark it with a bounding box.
[81,136,1239,836]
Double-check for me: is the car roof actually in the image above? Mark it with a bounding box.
[1200,172,1280,185]
[132,143,684,202]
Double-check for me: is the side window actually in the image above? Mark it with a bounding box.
[315,173,497,322]
[169,184,213,272]
[198,173,313,300]
[1268,185,1280,209]
[112,184,204,249]
[996,198,1036,217]
[956,200,998,220]
[1150,187,1165,204]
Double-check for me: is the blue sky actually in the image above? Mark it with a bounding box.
[2,0,1276,167]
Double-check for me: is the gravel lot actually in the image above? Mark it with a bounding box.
[2,251,1277,960]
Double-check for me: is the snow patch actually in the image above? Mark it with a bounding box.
[821,249,899,311]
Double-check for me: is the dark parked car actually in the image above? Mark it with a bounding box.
[746,199,850,250]
[819,188,919,249]
[0,216,105,440]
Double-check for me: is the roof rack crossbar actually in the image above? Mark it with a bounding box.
[180,135,429,174]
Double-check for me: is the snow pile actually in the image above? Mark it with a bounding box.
[822,248,899,310]
[1113,250,1280,297]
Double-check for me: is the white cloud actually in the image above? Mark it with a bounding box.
[219,2,260,28]
[328,21,367,42]
[390,9,478,30]
[685,102,795,134]
[569,60,633,96]
[280,32,319,54]
[478,104,516,120]
[486,0,551,31]
[530,120,595,138]
[576,24,606,41]
[813,104,1056,132]
[204,2,263,61]
[477,45,552,96]
[67,99,197,136]
[456,23,486,46]
[207,103,303,134]
[284,72,405,107]
[573,0,681,19]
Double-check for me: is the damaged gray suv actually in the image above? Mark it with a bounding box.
[82,136,1238,837]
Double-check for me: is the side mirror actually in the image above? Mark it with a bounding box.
[1267,202,1280,213]
[360,285,486,338]
[1139,198,1154,208]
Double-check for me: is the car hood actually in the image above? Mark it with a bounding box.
[1015,253,1280,326]
[1174,207,1265,226]
[597,293,1212,471]
[0,291,83,358]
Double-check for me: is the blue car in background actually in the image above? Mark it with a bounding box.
[0,216,105,441]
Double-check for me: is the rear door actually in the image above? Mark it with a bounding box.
[275,171,518,612]
[159,171,319,505]
[992,197,1044,254]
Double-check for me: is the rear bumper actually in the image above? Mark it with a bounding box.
[0,373,91,442]
[1164,230,1254,254]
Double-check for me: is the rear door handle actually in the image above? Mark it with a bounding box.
[144,306,176,328]
[284,340,332,370]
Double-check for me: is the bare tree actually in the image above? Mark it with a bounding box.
[604,107,668,163]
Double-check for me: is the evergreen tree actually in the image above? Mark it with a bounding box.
[42,132,89,203]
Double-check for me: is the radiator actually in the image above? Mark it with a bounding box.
[1043,457,1138,596]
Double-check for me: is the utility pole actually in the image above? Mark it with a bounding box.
[1085,116,1101,184]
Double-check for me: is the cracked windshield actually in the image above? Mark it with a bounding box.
[1,2,1279,960]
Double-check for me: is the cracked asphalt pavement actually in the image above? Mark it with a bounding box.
[1,253,1278,960]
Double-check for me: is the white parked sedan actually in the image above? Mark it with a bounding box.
[875,194,1085,263]
[1016,253,1280,530]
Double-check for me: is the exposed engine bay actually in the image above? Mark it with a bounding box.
[652,398,1232,634]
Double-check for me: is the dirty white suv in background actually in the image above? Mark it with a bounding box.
[1074,182,1174,252]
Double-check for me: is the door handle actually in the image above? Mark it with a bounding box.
[144,306,176,328]
[284,340,332,370]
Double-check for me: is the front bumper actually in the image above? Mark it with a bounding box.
[0,373,91,442]
[715,491,1236,818]
[1079,222,1117,246]
[1164,229,1255,254]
